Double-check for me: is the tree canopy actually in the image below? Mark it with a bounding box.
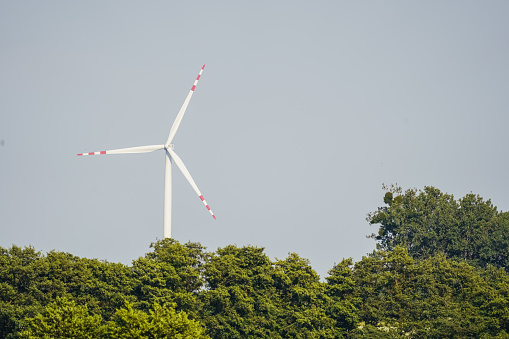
[368,185,509,271]
[2,185,509,338]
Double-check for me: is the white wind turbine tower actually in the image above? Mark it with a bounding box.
[78,65,215,238]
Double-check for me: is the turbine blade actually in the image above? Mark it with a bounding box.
[77,145,165,156]
[166,148,216,220]
[166,65,205,146]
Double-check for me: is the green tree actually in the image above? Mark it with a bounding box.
[273,253,335,338]
[108,302,210,339]
[346,323,406,339]
[349,247,509,338]
[0,245,134,339]
[18,297,106,339]
[478,265,509,336]
[0,245,43,339]
[201,246,339,338]
[200,245,281,338]
[368,185,509,270]
[131,239,206,317]
[325,258,361,335]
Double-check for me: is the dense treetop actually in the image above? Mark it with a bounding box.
[2,185,509,338]
[368,184,509,270]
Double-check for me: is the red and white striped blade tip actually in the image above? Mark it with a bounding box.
[199,194,216,220]
[77,151,106,156]
[77,145,164,156]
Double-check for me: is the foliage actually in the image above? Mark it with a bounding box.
[326,258,361,335]
[273,253,335,338]
[368,185,509,271]
[199,245,350,338]
[3,185,509,338]
[200,245,280,338]
[0,245,43,338]
[0,245,133,338]
[350,246,509,338]
[131,239,205,316]
[18,297,105,339]
[108,302,210,339]
[16,297,209,339]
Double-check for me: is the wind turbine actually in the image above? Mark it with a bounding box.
[78,65,215,238]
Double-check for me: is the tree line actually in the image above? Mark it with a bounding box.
[1,185,509,338]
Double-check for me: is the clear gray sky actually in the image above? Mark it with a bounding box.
[1,1,508,278]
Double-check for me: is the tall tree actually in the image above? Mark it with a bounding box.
[108,302,210,339]
[273,253,336,338]
[0,245,44,338]
[368,185,509,270]
[131,239,206,317]
[200,245,281,338]
[0,245,133,339]
[201,246,340,338]
[348,247,509,338]
[18,297,106,339]
[325,258,361,335]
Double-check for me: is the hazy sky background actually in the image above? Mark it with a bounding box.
[1,1,508,278]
